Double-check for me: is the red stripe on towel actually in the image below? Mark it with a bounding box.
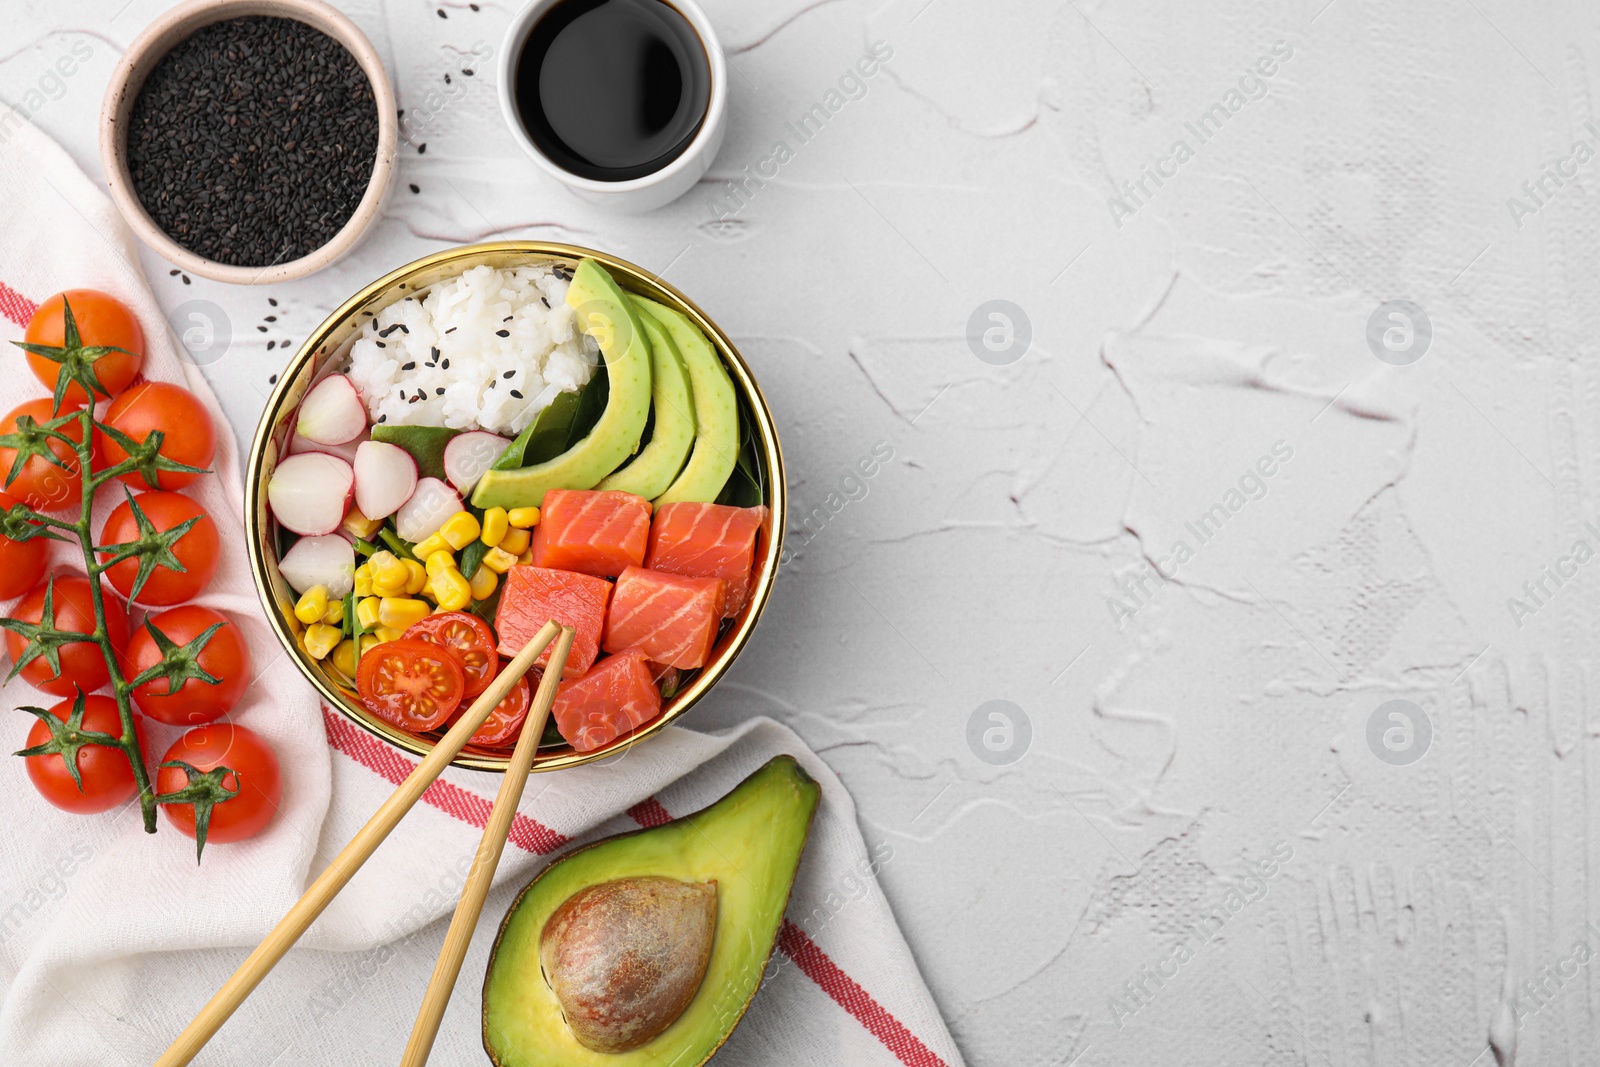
[0,282,38,327]
[320,708,568,854]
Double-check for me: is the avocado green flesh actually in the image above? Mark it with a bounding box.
[635,298,740,507]
[483,756,821,1067]
[471,259,652,510]
[596,298,696,499]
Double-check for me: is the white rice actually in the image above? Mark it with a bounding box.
[343,264,599,436]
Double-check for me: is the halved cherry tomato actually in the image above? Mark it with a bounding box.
[98,381,216,490]
[401,611,498,698]
[468,673,532,748]
[98,490,220,605]
[24,289,145,405]
[357,638,465,731]
[22,694,145,814]
[0,489,49,598]
[156,723,281,845]
[5,575,127,697]
[0,399,93,511]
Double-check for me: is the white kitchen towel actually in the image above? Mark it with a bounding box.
[0,103,963,1067]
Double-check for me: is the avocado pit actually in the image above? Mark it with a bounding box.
[539,876,718,1053]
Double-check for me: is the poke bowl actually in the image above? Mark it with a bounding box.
[244,242,784,772]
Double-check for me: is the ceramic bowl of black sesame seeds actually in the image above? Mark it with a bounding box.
[100,0,397,285]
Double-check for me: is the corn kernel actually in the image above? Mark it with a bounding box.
[379,597,431,631]
[440,511,482,550]
[425,549,456,576]
[360,634,381,654]
[304,623,342,660]
[480,506,509,547]
[353,563,374,598]
[413,533,449,559]
[330,639,358,677]
[508,506,541,528]
[432,568,472,611]
[402,558,427,595]
[356,596,382,630]
[374,626,405,644]
[516,548,533,566]
[342,507,383,541]
[294,586,329,625]
[498,527,531,556]
[480,546,518,574]
[468,565,498,601]
[369,550,408,590]
[322,598,346,626]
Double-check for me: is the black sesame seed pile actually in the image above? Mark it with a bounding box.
[127,17,379,268]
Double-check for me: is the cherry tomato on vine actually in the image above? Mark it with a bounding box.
[0,489,49,598]
[21,694,145,814]
[357,638,465,731]
[0,398,93,511]
[156,723,281,846]
[5,575,127,697]
[127,605,251,726]
[401,611,498,699]
[98,382,216,491]
[97,491,220,605]
[23,290,145,405]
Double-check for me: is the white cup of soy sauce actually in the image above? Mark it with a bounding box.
[498,0,727,213]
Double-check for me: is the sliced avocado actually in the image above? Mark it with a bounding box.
[596,298,696,498]
[483,755,821,1067]
[472,260,653,510]
[369,424,460,482]
[635,298,739,506]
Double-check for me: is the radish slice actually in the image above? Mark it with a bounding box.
[444,431,512,494]
[296,375,367,445]
[268,452,354,536]
[354,441,418,521]
[395,478,463,543]
[279,534,356,597]
[289,432,361,464]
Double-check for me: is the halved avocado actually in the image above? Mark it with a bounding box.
[595,298,696,499]
[633,298,740,507]
[483,756,821,1067]
[472,259,653,510]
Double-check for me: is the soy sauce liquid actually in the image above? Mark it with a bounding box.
[514,0,711,182]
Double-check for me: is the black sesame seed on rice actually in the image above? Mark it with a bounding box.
[510,390,523,399]
[441,358,450,369]
[495,330,509,338]
[401,361,416,370]
[435,388,445,396]
[502,370,515,379]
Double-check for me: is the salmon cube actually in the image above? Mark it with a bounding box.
[495,566,612,678]
[647,503,767,616]
[531,489,650,578]
[551,649,662,752]
[603,565,727,669]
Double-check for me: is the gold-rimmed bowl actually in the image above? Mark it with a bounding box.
[244,242,784,772]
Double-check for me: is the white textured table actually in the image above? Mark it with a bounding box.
[5,0,1598,1064]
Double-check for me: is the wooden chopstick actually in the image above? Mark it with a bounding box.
[399,624,576,1067]
[153,619,565,1067]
